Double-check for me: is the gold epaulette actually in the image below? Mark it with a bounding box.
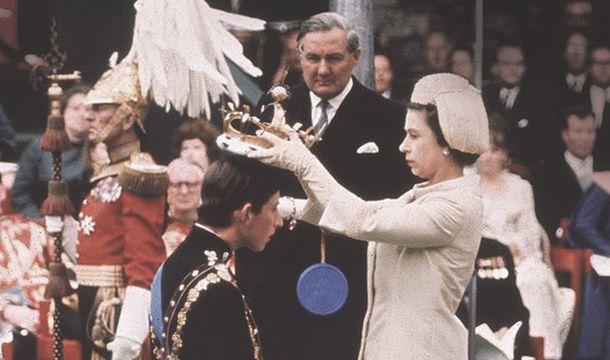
[117,153,168,196]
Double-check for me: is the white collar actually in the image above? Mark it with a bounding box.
[309,78,354,113]
[500,85,520,94]
[566,72,586,83]
[499,86,520,109]
[564,150,593,168]
[589,85,609,126]
[195,222,221,237]
[590,84,610,96]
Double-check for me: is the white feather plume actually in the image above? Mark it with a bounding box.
[128,0,263,118]
[211,8,266,31]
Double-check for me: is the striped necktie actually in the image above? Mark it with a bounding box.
[313,100,329,136]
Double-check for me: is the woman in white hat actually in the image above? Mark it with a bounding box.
[249,73,489,360]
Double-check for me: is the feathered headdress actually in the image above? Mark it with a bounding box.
[124,0,264,118]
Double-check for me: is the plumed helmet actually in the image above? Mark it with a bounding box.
[85,59,148,123]
[410,73,489,154]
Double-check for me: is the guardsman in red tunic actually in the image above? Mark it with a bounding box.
[75,58,168,360]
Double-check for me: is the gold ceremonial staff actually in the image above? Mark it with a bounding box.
[41,71,81,360]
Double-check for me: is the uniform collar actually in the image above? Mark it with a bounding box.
[193,223,232,260]
[90,140,141,183]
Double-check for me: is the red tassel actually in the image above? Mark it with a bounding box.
[41,181,74,216]
[44,262,74,299]
[40,115,71,151]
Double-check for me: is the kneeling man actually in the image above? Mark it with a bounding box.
[155,154,282,360]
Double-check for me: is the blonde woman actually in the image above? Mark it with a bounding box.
[479,119,574,360]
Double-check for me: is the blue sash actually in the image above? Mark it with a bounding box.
[150,263,165,344]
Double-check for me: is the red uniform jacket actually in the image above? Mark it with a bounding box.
[77,175,166,288]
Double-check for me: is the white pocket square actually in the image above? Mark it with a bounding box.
[356,142,379,154]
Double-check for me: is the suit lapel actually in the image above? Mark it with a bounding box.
[559,157,583,195]
[287,83,312,128]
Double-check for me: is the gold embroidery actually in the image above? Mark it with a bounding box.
[154,251,262,360]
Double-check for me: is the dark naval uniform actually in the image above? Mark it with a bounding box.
[155,224,262,360]
[75,141,167,359]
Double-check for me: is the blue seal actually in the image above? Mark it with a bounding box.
[296,263,348,316]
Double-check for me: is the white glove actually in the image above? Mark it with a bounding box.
[107,336,141,360]
[247,126,315,176]
[2,305,39,333]
[248,126,339,210]
[278,196,306,220]
[108,286,151,359]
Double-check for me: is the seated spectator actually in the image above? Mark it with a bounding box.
[554,32,590,109]
[479,121,574,360]
[374,53,397,100]
[536,106,596,244]
[0,102,16,161]
[564,0,594,31]
[483,42,549,179]
[163,158,204,255]
[566,171,610,359]
[170,119,220,173]
[424,30,451,74]
[449,43,475,84]
[11,84,92,219]
[585,44,610,171]
[0,174,79,359]
[457,237,533,360]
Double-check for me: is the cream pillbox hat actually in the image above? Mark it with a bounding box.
[410,73,489,154]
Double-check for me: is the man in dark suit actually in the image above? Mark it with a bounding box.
[483,42,549,179]
[546,32,591,157]
[583,44,610,170]
[556,32,591,107]
[535,106,596,244]
[239,12,414,360]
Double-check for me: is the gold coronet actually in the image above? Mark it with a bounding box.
[222,100,321,150]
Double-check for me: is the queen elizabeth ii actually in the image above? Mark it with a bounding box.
[249,73,489,360]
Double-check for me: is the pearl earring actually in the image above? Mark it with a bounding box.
[442,148,450,156]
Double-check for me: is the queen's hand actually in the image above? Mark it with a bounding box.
[247,125,314,176]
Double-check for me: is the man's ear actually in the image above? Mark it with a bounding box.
[237,203,254,224]
[352,49,362,64]
[560,129,569,145]
[122,113,138,131]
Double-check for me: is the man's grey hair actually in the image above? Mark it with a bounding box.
[297,12,360,54]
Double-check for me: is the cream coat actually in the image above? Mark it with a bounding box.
[300,174,483,360]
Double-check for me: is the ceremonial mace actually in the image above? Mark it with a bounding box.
[41,71,81,360]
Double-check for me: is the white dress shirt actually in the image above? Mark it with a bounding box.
[499,86,520,110]
[589,84,610,127]
[564,150,593,190]
[309,78,353,128]
[566,73,586,93]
